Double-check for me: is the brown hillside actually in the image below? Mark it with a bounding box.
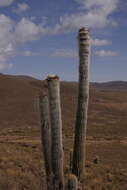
[0,74,43,128]
[0,74,127,138]
[0,74,127,189]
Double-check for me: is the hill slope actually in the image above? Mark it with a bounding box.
[92,81,127,89]
[0,74,127,190]
[0,74,43,128]
[0,74,127,138]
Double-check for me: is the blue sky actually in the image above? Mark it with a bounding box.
[0,0,127,82]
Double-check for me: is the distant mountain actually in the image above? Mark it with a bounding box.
[91,81,127,89]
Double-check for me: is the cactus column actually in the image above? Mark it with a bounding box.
[72,28,91,179]
[39,95,52,190]
[47,75,64,190]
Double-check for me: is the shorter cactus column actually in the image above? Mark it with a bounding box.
[39,95,52,190]
[47,75,64,190]
[66,174,78,190]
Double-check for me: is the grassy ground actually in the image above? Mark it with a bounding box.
[0,127,127,190]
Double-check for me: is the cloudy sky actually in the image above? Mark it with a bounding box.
[0,0,127,81]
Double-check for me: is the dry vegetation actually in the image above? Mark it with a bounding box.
[0,74,127,189]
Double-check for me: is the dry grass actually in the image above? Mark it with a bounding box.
[0,127,127,189]
[0,131,45,190]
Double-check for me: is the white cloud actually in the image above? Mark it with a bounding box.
[53,0,119,32]
[0,0,120,70]
[0,0,14,6]
[75,0,118,14]
[0,14,49,71]
[0,63,13,71]
[91,39,112,46]
[0,14,15,70]
[15,18,43,43]
[23,50,40,57]
[23,50,34,57]
[13,3,30,14]
[95,50,118,57]
[51,49,78,58]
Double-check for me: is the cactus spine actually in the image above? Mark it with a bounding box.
[72,28,91,179]
[47,75,64,190]
[39,95,52,190]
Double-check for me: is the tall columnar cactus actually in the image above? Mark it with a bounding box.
[72,28,91,179]
[39,95,52,190]
[47,75,64,190]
